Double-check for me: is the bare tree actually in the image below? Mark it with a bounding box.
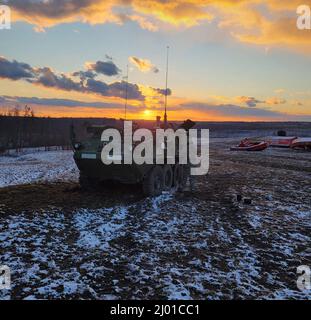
[12,106,20,117]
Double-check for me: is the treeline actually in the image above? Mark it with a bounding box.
[1,105,36,118]
[1,108,310,153]
[0,111,117,153]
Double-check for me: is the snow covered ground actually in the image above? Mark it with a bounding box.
[0,191,310,300]
[0,141,310,300]
[0,150,78,188]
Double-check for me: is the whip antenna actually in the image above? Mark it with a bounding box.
[164,46,169,129]
[124,64,129,120]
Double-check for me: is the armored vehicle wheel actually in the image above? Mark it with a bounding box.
[79,173,101,191]
[163,165,173,191]
[143,165,164,196]
[180,164,190,191]
[174,164,190,191]
[173,164,182,188]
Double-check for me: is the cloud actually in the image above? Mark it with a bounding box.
[291,100,303,106]
[117,13,159,32]
[106,81,144,100]
[7,0,119,29]
[86,60,121,77]
[237,96,264,107]
[129,56,159,73]
[0,95,124,108]
[132,0,213,27]
[237,95,287,107]
[154,88,172,96]
[181,102,283,118]
[179,101,311,121]
[85,78,144,100]
[0,56,35,80]
[1,95,310,121]
[232,16,311,51]
[32,67,83,92]
[0,96,141,117]
[265,97,287,105]
[72,70,96,80]
[0,56,145,100]
[0,56,168,102]
[8,0,214,29]
[6,0,311,52]
[216,1,311,52]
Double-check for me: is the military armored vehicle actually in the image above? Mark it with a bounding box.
[71,119,195,196]
[72,47,196,196]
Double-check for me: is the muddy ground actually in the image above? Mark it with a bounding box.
[0,139,310,299]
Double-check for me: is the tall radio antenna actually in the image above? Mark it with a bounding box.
[124,64,129,120]
[164,46,169,129]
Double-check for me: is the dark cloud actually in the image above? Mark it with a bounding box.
[180,102,286,119]
[31,67,83,92]
[7,0,95,19]
[86,79,144,100]
[237,96,264,108]
[72,70,96,80]
[0,56,144,100]
[110,81,144,100]
[155,88,172,96]
[237,96,287,107]
[87,60,121,77]
[85,78,109,95]
[0,55,171,103]
[0,95,141,114]
[6,1,159,32]
[0,95,125,109]
[0,56,34,80]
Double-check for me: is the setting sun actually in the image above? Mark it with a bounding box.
[143,109,154,119]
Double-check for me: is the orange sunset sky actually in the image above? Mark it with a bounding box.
[1,0,311,121]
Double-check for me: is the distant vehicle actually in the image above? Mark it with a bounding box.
[291,137,311,150]
[230,139,268,151]
[265,136,297,148]
[72,120,195,196]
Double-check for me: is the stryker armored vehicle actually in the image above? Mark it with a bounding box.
[71,119,195,196]
[72,47,196,196]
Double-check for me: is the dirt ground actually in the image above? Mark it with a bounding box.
[0,139,310,300]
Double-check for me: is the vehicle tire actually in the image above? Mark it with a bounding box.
[174,164,190,191]
[173,164,183,188]
[163,165,173,191]
[142,166,164,196]
[79,173,100,191]
[179,164,190,191]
